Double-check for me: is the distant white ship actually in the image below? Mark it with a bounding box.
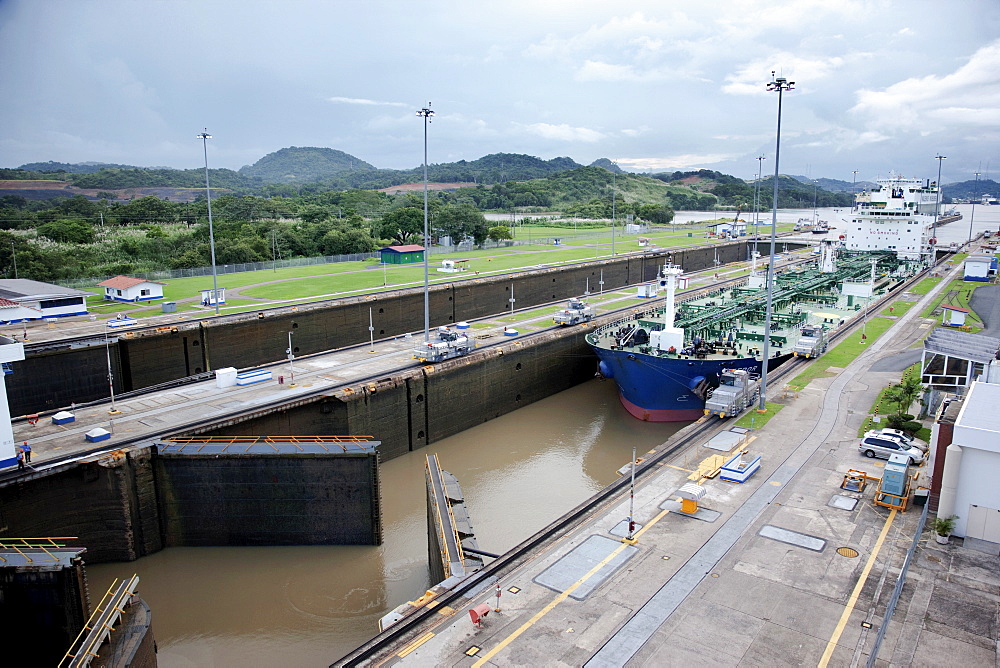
[843,176,939,262]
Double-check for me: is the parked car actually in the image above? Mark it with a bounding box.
[876,428,926,452]
[859,432,925,464]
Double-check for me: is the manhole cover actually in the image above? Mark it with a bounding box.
[837,547,860,558]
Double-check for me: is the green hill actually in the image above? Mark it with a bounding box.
[239,147,376,183]
[942,178,1000,202]
[444,166,717,212]
[18,160,143,174]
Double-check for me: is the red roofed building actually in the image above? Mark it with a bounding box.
[941,304,970,328]
[0,297,42,323]
[98,276,166,303]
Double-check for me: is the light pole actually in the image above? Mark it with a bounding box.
[417,105,434,343]
[611,163,617,256]
[625,443,636,543]
[758,73,794,413]
[851,170,858,211]
[286,331,296,386]
[968,170,981,244]
[754,156,765,238]
[10,241,16,279]
[933,154,946,246]
[105,325,119,414]
[197,130,221,315]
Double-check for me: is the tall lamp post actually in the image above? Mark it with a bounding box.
[611,162,617,256]
[754,156,765,238]
[417,105,434,343]
[933,154,946,245]
[758,73,794,413]
[105,325,119,415]
[968,169,981,244]
[852,170,858,211]
[197,130,221,316]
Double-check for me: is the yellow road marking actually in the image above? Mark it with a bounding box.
[818,508,897,667]
[397,631,435,658]
[472,508,671,667]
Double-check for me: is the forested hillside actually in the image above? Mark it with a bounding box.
[18,161,143,174]
[0,146,862,282]
[239,147,376,182]
[941,178,1000,202]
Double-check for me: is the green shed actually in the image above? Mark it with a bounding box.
[380,244,425,264]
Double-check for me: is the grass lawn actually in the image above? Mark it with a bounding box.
[786,316,896,391]
[880,300,915,316]
[497,305,561,323]
[910,276,943,295]
[857,364,931,441]
[70,224,802,319]
[920,278,990,327]
[733,402,784,429]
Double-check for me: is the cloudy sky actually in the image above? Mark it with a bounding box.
[1,0,998,183]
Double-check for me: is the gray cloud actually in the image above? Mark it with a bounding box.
[0,0,997,182]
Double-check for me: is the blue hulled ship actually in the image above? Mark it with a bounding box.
[587,250,903,421]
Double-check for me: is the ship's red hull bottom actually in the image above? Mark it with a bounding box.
[619,393,705,422]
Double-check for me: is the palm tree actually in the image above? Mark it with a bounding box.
[885,373,925,430]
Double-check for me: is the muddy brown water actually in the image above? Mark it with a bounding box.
[89,379,684,666]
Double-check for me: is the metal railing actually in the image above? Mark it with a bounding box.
[865,501,930,667]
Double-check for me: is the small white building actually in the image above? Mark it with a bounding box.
[98,275,166,303]
[964,254,996,282]
[0,298,42,324]
[937,380,1000,549]
[0,336,24,468]
[0,279,90,319]
[200,288,226,306]
[707,220,747,237]
[941,305,969,328]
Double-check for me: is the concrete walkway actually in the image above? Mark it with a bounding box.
[380,261,998,667]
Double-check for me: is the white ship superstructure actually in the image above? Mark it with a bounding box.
[843,176,938,262]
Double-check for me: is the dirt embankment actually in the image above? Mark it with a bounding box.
[377,182,473,194]
[0,181,221,202]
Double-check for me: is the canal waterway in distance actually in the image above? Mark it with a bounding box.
[89,378,684,667]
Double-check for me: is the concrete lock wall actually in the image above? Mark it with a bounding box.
[0,447,382,563]
[155,453,380,547]
[0,447,162,563]
[8,241,790,415]
[0,558,91,666]
[194,326,597,461]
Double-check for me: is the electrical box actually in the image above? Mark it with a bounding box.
[881,453,910,497]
